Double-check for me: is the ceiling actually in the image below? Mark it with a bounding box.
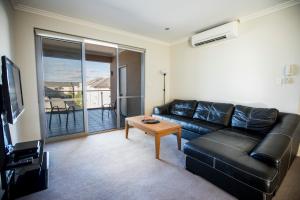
[13,0,289,43]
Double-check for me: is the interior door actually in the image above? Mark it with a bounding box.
[117,48,145,128]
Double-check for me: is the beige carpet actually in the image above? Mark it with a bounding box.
[19,129,300,200]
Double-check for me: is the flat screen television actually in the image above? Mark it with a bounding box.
[1,56,24,124]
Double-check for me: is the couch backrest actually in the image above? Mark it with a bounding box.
[193,101,234,126]
[170,100,198,118]
[231,105,279,134]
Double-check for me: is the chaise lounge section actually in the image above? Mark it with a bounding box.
[153,100,300,200]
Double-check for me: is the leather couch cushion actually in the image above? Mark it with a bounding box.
[170,100,197,118]
[153,103,171,115]
[193,101,234,126]
[184,128,278,193]
[250,133,291,168]
[181,129,203,141]
[189,119,224,135]
[153,114,223,135]
[231,105,279,134]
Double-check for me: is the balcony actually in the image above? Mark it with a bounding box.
[45,89,117,137]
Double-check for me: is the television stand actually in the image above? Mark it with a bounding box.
[13,151,49,198]
[1,140,49,200]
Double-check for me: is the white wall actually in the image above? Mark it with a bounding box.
[170,5,300,114]
[0,1,14,58]
[13,10,170,142]
[0,0,21,144]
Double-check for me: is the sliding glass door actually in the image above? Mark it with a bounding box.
[35,30,145,140]
[42,38,85,137]
[85,43,117,132]
[117,48,144,128]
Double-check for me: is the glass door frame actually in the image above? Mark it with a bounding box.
[81,42,88,134]
[35,34,88,141]
[34,29,145,142]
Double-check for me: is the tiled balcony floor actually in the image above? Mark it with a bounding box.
[46,108,122,137]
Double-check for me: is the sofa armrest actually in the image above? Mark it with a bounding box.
[250,133,290,168]
[153,103,171,115]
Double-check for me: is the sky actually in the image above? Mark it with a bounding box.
[44,57,110,82]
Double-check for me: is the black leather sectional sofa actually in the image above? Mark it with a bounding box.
[153,100,300,200]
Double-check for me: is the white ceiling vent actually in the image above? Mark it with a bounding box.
[191,21,239,47]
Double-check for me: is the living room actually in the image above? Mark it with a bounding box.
[0,0,299,200]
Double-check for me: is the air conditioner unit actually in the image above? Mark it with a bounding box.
[191,21,239,47]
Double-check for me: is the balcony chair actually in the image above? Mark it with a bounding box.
[101,101,117,120]
[48,98,76,129]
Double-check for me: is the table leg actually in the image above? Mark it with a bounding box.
[125,120,129,139]
[177,128,181,151]
[155,135,160,159]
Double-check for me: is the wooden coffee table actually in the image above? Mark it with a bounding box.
[125,116,181,159]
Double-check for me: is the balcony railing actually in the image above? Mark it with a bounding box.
[44,89,111,111]
[86,89,111,109]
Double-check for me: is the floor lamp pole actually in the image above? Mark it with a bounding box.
[163,73,166,105]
